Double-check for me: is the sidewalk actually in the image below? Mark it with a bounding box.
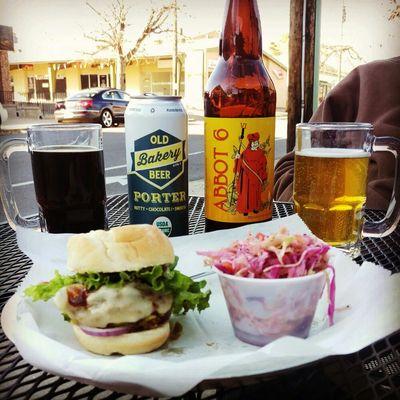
[0,116,201,135]
[0,117,55,135]
[0,116,129,135]
[0,112,288,139]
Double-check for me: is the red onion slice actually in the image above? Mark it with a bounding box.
[79,324,134,337]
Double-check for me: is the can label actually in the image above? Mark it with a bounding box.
[205,117,275,223]
[128,129,188,236]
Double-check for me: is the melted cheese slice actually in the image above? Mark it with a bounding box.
[54,283,172,328]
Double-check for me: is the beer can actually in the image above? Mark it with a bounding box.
[124,94,188,236]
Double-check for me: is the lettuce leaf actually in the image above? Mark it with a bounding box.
[24,271,75,302]
[24,257,210,315]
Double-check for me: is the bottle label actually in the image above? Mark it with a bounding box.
[205,117,275,223]
[127,129,188,236]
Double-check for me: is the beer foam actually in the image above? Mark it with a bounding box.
[295,148,370,158]
[34,145,99,153]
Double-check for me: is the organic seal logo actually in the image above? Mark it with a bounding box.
[130,129,186,190]
[153,216,173,236]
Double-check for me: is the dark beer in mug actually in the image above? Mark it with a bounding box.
[31,145,107,233]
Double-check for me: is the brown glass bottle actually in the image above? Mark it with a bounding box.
[204,0,276,232]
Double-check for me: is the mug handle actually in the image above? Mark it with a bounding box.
[362,136,400,238]
[0,138,39,230]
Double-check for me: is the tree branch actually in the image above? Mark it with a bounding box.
[82,43,112,57]
[83,0,174,89]
[86,1,116,34]
[83,33,114,47]
[125,2,175,63]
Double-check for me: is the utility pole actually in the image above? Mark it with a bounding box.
[338,1,346,82]
[172,0,179,95]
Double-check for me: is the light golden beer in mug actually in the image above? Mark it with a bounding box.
[294,148,370,246]
[292,122,400,256]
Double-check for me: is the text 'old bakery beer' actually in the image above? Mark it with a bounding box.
[204,0,276,231]
[125,95,188,237]
[293,148,370,246]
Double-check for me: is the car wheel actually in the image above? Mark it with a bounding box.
[101,109,114,128]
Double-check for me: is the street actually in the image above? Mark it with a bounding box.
[0,123,287,224]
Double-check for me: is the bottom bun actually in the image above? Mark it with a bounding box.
[72,322,170,355]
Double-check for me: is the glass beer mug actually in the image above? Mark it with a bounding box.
[0,124,108,233]
[293,123,400,255]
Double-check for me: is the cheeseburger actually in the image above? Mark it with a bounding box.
[25,225,210,355]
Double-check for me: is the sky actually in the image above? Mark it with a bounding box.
[0,0,399,69]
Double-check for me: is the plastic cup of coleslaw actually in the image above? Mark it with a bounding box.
[215,268,327,346]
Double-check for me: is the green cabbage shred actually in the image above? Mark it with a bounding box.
[24,256,210,315]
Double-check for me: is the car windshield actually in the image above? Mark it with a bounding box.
[70,90,99,99]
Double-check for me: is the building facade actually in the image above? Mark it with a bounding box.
[9,33,288,111]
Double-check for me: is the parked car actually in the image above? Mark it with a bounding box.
[0,102,8,126]
[54,88,131,128]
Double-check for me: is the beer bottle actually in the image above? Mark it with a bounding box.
[204,0,276,232]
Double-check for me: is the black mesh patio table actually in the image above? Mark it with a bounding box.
[1,195,399,400]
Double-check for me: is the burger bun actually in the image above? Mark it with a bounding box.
[72,322,170,355]
[67,224,175,273]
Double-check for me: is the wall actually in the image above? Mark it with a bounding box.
[7,52,288,109]
[46,64,115,96]
[193,49,288,111]
[139,60,173,95]
[125,63,141,94]
[263,57,288,111]
[10,68,28,101]
[57,67,80,96]
[184,49,204,110]
[31,63,49,78]
[205,48,218,82]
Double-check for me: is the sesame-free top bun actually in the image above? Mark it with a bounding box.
[72,322,170,355]
[67,224,175,273]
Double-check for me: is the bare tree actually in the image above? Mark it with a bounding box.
[84,0,175,90]
[388,0,400,20]
[267,42,282,57]
[320,44,363,81]
[267,34,289,57]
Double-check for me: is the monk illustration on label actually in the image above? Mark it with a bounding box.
[234,132,267,215]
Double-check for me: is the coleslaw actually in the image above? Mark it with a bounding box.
[198,227,336,325]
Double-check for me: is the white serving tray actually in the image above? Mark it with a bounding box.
[2,215,399,397]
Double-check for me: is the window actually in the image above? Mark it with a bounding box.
[179,69,185,97]
[118,91,131,101]
[35,79,50,101]
[141,71,172,96]
[28,76,35,100]
[317,0,400,105]
[71,90,98,99]
[81,74,110,90]
[90,74,98,88]
[142,72,152,94]
[102,90,120,100]
[99,74,108,87]
[55,78,66,93]
[151,71,172,95]
[80,75,89,90]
